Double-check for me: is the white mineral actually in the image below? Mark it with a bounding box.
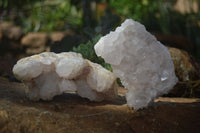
[94,19,178,110]
[13,52,118,101]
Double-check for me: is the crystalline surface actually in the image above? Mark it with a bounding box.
[13,52,118,101]
[94,19,178,110]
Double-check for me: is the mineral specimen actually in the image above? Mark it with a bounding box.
[13,52,118,101]
[94,19,178,110]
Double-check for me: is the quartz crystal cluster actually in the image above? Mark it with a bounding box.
[13,52,118,101]
[94,19,178,110]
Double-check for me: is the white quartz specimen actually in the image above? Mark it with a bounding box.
[94,19,178,110]
[13,52,118,101]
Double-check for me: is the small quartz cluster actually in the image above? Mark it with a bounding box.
[95,19,178,110]
[13,52,118,101]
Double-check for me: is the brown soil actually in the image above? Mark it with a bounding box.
[0,77,200,133]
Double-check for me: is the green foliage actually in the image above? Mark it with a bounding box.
[1,0,82,33]
[109,0,200,35]
[109,0,200,58]
[109,0,176,33]
[72,34,123,86]
[72,35,112,71]
[23,0,82,32]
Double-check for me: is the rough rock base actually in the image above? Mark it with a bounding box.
[0,77,199,133]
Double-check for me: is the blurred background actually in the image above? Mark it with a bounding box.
[0,0,200,56]
[0,0,200,97]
